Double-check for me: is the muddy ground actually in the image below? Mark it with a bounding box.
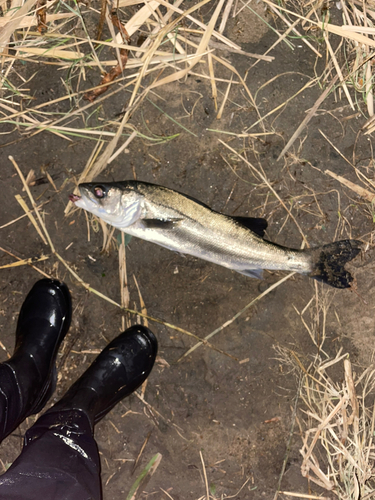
[1,2,375,499]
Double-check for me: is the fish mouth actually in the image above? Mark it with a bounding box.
[69,193,81,203]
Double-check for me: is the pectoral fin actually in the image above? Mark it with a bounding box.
[236,268,264,279]
[141,218,183,229]
[231,216,268,237]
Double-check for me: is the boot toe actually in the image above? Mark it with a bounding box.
[47,325,158,425]
[93,326,158,422]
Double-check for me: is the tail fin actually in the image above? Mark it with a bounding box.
[308,240,362,288]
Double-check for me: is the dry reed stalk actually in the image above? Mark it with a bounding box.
[0,246,50,277]
[363,113,375,135]
[216,75,232,119]
[325,170,375,203]
[132,0,185,59]
[218,0,233,34]
[323,31,354,110]
[119,232,131,331]
[154,0,241,50]
[0,0,37,49]
[118,0,210,123]
[293,284,333,355]
[247,74,318,132]
[280,493,330,500]
[207,52,217,110]
[0,12,74,28]
[187,32,273,61]
[133,275,148,328]
[262,0,375,48]
[140,0,225,94]
[176,33,260,120]
[0,255,48,269]
[14,194,48,245]
[108,129,137,163]
[250,17,299,69]
[0,212,35,230]
[9,156,55,251]
[366,60,374,117]
[199,451,210,500]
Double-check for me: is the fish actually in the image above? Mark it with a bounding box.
[69,181,362,288]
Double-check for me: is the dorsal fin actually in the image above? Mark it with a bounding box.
[231,216,268,237]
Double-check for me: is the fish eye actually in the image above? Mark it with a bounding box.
[93,185,106,199]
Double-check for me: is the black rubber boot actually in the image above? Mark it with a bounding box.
[47,325,158,427]
[0,279,72,439]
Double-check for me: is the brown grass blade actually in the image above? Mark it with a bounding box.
[11,157,54,249]
[325,170,375,203]
[0,255,48,269]
[0,12,74,28]
[133,275,148,328]
[14,194,48,245]
[0,246,50,277]
[277,75,339,161]
[0,0,38,48]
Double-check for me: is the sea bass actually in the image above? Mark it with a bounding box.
[70,181,361,288]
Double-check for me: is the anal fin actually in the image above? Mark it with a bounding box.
[235,268,264,279]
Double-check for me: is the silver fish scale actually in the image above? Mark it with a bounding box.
[119,182,313,274]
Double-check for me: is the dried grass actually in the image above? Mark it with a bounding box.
[3,0,373,170]
[297,354,375,499]
[2,0,374,140]
[259,0,375,159]
[275,286,375,500]
[0,0,268,152]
